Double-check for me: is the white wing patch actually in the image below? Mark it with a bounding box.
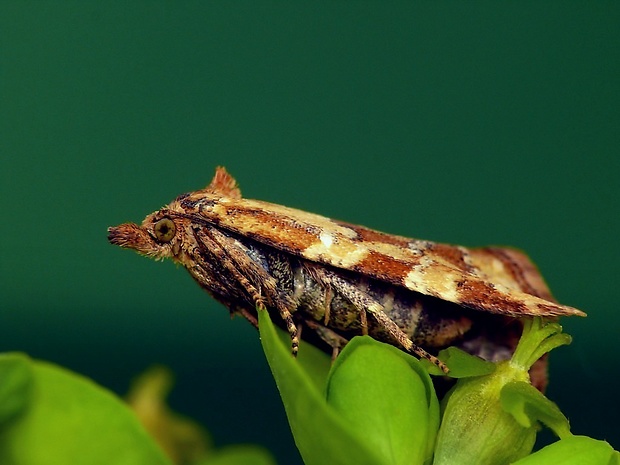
[304,236,369,268]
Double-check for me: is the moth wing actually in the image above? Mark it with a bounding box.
[466,246,555,301]
[187,196,585,318]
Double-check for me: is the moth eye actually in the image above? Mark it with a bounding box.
[153,218,176,243]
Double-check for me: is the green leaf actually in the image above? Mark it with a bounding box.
[325,336,439,465]
[272,320,332,393]
[500,381,571,439]
[422,347,496,378]
[0,353,34,426]
[258,309,385,465]
[195,445,277,465]
[512,436,619,465]
[0,353,171,465]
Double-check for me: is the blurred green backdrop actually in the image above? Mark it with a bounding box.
[1,2,618,463]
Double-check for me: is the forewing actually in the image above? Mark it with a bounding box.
[179,194,585,318]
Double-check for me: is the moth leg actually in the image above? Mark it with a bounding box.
[213,295,260,329]
[359,303,368,336]
[327,273,449,373]
[300,263,335,328]
[195,227,300,355]
[323,286,333,326]
[304,319,349,360]
[235,307,259,329]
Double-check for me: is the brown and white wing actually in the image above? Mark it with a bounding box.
[181,193,585,318]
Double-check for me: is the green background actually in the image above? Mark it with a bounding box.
[1,2,618,463]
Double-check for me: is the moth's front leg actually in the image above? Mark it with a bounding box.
[194,226,302,355]
[326,271,449,373]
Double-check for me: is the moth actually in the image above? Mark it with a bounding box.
[108,167,585,388]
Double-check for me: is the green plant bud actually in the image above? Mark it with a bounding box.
[433,318,571,465]
[326,336,440,465]
[433,361,536,465]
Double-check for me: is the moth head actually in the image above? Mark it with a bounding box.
[108,210,184,260]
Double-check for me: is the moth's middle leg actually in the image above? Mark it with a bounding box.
[303,318,349,360]
[326,272,449,373]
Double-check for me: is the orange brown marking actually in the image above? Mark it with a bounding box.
[218,206,321,252]
[487,247,554,301]
[428,243,471,272]
[339,222,412,248]
[456,278,531,316]
[353,250,416,284]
